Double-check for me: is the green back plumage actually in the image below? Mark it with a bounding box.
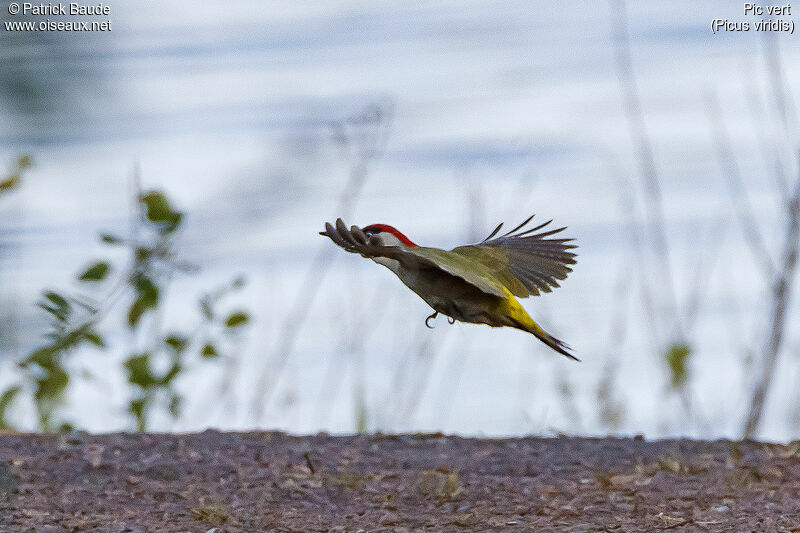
[402,246,508,297]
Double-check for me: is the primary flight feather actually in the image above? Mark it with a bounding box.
[320,215,578,359]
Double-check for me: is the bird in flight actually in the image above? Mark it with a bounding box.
[320,215,578,359]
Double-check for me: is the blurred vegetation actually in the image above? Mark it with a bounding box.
[0,155,32,381]
[0,169,250,432]
[0,155,31,198]
[665,343,692,390]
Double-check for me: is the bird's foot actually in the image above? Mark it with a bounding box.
[425,311,438,328]
[447,316,455,325]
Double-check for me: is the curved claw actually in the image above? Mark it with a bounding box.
[447,316,455,325]
[425,311,438,329]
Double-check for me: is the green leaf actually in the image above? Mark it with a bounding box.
[224,311,250,329]
[127,277,159,327]
[139,191,170,221]
[84,331,105,348]
[42,291,71,322]
[164,335,188,354]
[129,397,147,432]
[39,292,71,322]
[0,386,20,411]
[17,154,32,169]
[0,155,31,198]
[128,299,148,328]
[134,247,151,262]
[44,291,68,308]
[78,261,110,282]
[24,346,57,369]
[666,343,692,389]
[100,233,122,245]
[57,422,75,434]
[34,367,69,401]
[0,386,21,430]
[201,343,218,358]
[139,191,182,232]
[0,175,19,193]
[125,353,156,388]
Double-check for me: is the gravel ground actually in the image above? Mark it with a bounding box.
[1,431,800,532]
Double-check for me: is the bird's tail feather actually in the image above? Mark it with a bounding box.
[511,318,578,361]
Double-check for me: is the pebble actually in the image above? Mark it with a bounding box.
[380,512,400,526]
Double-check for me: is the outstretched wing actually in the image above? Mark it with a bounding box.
[320,218,508,298]
[450,214,577,298]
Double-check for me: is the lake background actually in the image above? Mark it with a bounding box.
[2,1,800,440]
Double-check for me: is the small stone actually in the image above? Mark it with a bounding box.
[609,473,638,486]
[84,444,105,468]
[380,512,400,525]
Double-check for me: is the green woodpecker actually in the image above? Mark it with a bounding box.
[321,215,578,360]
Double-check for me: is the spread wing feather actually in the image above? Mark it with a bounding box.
[450,215,577,298]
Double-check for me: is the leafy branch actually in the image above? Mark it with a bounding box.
[0,155,31,198]
[1,188,250,432]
